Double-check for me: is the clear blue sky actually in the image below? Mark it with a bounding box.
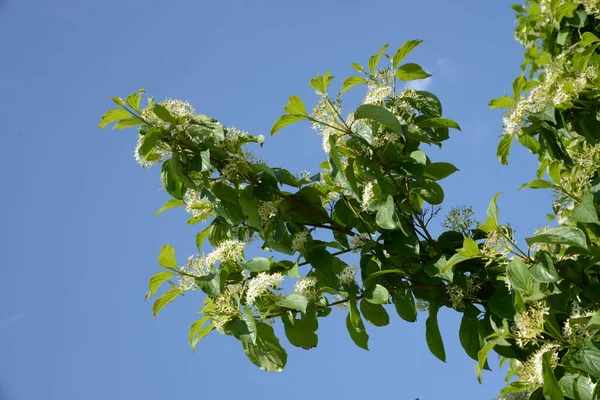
[1,1,552,399]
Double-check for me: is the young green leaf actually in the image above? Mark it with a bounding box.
[392,39,423,68]
[152,288,180,318]
[158,244,178,270]
[242,324,287,372]
[396,63,431,81]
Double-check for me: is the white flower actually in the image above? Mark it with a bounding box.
[291,231,310,252]
[184,189,213,218]
[294,276,317,295]
[446,284,465,309]
[363,85,392,105]
[514,301,550,347]
[205,240,246,267]
[246,272,284,305]
[361,182,375,208]
[258,201,279,225]
[517,343,559,387]
[339,265,358,285]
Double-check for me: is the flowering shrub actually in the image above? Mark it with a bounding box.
[100,1,600,398]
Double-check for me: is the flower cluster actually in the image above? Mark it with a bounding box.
[517,343,559,387]
[338,265,358,285]
[184,189,213,219]
[245,272,284,305]
[361,182,375,208]
[258,200,280,226]
[294,276,317,296]
[291,231,310,252]
[513,301,550,347]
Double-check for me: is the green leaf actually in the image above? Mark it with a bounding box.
[423,162,459,181]
[283,95,307,116]
[413,180,444,205]
[376,196,404,230]
[497,134,514,165]
[271,114,303,136]
[114,118,142,129]
[489,96,516,109]
[396,63,431,81]
[158,244,178,270]
[580,32,600,47]
[152,288,180,318]
[161,160,185,200]
[195,272,220,297]
[155,199,186,216]
[364,284,389,304]
[478,193,501,233]
[393,290,417,322]
[418,117,461,131]
[345,313,369,350]
[111,97,125,107]
[354,104,404,132]
[368,44,390,73]
[126,92,142,111]
[276,294,308,313]
[519,179,558,190]
[195,225,212,251]
[283,312,318,349]
[587,311,600,328]
[341,76,367,93]
[228,311,258,344]
[99,108,133,129]
[239,187,261,229]
[457,237,481,257]
[559,374,594,400]
[242,323,287,372]
[309,71,334,95]
[459,305,481,361]
[475,342,495,383]
[392,39,423,68]
[244,257,271,272]
[570,340,600,377]
[425,306,446,362]
[526,226,589,250]
[542,351,564,400]
[360,300,390,327]
[548,161,562,184]
[148,271,174,297]
[573,188,599,224]
[153,104,177,124]
[530,251,559,283]
[506,258,532,292]
[189,316,213,352]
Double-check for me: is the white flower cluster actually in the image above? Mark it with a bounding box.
[514,301,550,347]
[258,200,279,225]
[517,343,559,387]
[338,265,358,285]
[206,239,246,266]
[503,62,596,135]
[245,272,284,305]
[140,98,195,126]
[363,85,392,105]
[294,276,317,295]
[446,284,465,309]
[361,182,375,208]
[178,254,210,292]
[291,231,310,252]
[582,0,600,14]
[184,189,213,218]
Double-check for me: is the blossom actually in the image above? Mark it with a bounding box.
[361,182,375,208]
[258,201,279,225]
[178,254,211,292]
[246,272,284,305]
[205,239,246,267]
[517,343,559,387]
[291,231,310,252]
[446,284,465,309]
[514,301,550,347]
[141,98,195,126]
[294,276,317,295]
[363,85,391,105]
[184,189,213,218]
[338,265,358,285]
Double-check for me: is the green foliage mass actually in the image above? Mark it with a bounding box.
[100,1,600,398]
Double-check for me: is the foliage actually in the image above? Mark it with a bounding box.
[100,0,600,398]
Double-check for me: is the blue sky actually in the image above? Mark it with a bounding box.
[0,1,552,399]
